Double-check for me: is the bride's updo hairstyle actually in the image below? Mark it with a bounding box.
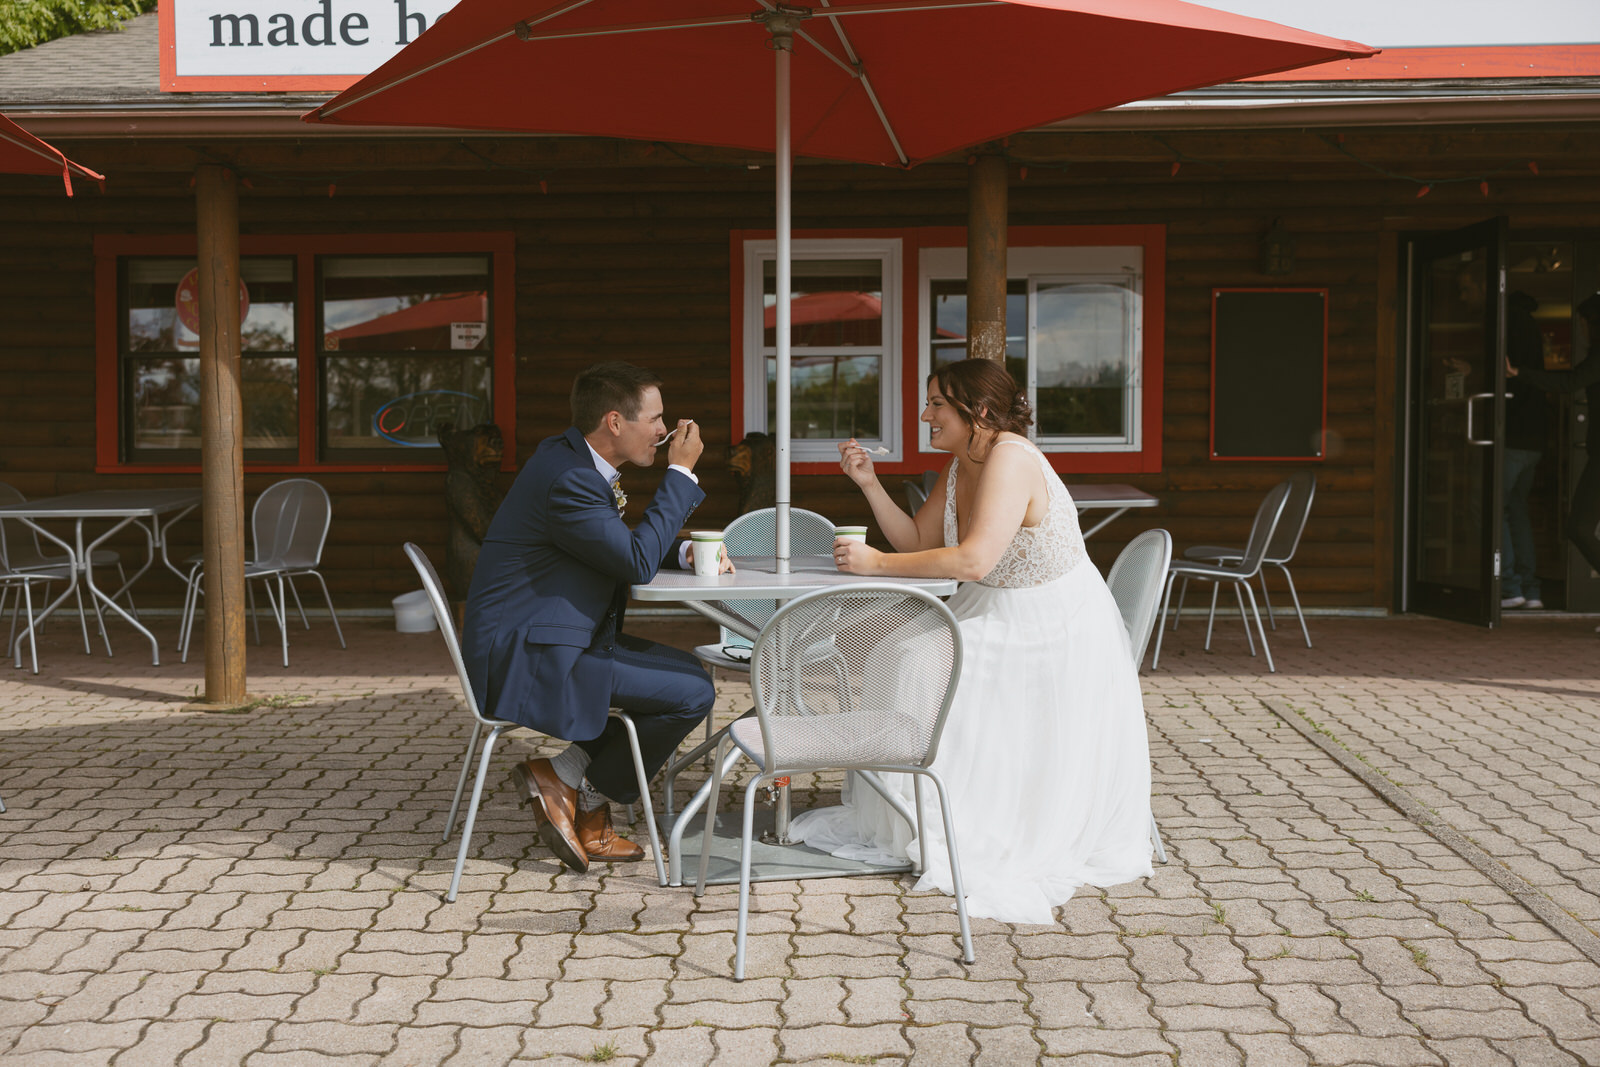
[928,358,1033,437]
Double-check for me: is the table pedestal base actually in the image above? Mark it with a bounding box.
[664,807,914,887]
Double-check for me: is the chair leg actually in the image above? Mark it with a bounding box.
[444,721,485,842]
[924,769,975,965]
[1150,811,1167,864]
[694,735,737,896]
[16,582,38,674]
[446,723,508,903]
[734,775,764,982]
[1277,564,1312,648]
[308,571,346,649]
[1233,582,1256,658]
[277,575,290,667]
[1258,570,1277,631]
[285,575,310,630]
[1149,571,1176,671]
[70,584,92,655]
[911,776,927,876]
[117,563,139,620]
[247,581,261,645]
[613,711,669,887]
[1203,583,1220,651]
[1173,576,1189,630]
[1240,582,1275,673]
[178,562,203,653]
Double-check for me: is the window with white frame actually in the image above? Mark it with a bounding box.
[741,238,901,462]
[919,246,1144,452]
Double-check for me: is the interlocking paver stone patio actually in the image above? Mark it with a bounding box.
[2,612,1599,1064]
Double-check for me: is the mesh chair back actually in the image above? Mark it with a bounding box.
[1106,528,1173,667]
[0,482,47,570]
[253,479,332,570]
[748,585,961,772]
[1265,471,1316,564]
[1234,481,1293,578]
[403,542,488,723]
[717,507,834,648]
[0,482,20,568]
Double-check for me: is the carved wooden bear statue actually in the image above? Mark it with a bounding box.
[729,431,776,515]
[435,421,505,605]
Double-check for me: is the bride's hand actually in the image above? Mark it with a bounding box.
[833,536,880,574]
[838,439,877,488]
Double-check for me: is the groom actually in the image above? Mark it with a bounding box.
[461,361,727,872]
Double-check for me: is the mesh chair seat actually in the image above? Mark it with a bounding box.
[728,707,931,770]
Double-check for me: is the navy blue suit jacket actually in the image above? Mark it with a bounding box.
[461,426,705,740]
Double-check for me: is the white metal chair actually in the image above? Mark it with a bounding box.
[1173,471,1316,649]
[0,482,132,653]
[1151,480,1292,672]
[403,543,668,898]
[690,506,836,675]
[180,479,346,667]
[693,584,975,981]
[1104,527,1173,864]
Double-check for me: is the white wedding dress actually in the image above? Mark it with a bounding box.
[789,441,1154,924]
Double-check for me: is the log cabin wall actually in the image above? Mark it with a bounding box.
[0,122,1595,610]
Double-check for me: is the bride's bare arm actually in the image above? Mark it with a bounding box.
[838,441,947,552]
[836,445,1037,580]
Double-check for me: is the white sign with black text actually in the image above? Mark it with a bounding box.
[171,0,459,77]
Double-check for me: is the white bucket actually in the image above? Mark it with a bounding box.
[392,589,438,633]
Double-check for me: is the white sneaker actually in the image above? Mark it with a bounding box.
[1524,599,1544,610]
[1501,595,1526,608]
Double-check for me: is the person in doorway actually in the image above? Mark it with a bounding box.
[1515,292,1600,631]
[461,361,732,872]
[791,358,1153,924]
[1501,291,1550,610]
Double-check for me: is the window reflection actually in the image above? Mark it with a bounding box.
[321,256,493,452]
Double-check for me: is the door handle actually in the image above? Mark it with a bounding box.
[1464,392,1512,447]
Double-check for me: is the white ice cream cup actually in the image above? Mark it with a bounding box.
[690,531,724,576]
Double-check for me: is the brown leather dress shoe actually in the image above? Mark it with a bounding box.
[576,804,645,862]
[522,758,588,873]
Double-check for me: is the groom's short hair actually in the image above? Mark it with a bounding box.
[571,361,663,433]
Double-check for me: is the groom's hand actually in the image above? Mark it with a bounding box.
[667,419,703,472]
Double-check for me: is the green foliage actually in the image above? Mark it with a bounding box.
[0,0,156,56]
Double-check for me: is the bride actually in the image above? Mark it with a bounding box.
[789,358,1154,925]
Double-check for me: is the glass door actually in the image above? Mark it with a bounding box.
[1407,218,1508,626]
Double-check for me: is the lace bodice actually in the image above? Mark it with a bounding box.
[943,440,1085,587]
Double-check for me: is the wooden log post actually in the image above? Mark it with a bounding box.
[966,150,1008,363]
[195,164,247,705]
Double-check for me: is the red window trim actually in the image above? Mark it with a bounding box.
[94,231,516,474]
[729,224,1165,477]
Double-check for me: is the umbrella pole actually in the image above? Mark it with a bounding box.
[769,13,798,573]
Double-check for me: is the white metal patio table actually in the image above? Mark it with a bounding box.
[633,554,957,885]
[1068,483,1161,538]
[0,488,201,666]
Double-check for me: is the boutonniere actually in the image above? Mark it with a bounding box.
[611,481,627,512]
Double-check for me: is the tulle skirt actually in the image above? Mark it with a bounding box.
[788,562,1154,925]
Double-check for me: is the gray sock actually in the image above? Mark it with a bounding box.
[548,744,591,791]
[577,780,609,812]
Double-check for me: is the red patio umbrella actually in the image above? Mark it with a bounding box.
[306,0,1375,566]
[0,111,104,197]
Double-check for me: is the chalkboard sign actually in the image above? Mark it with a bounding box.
[1210,288,1327,461]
